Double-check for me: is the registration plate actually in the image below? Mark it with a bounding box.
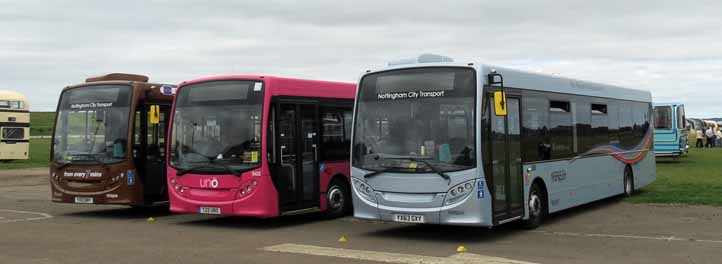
[393,214,424,223]
[199,207,221,215]
[74,197,94,204]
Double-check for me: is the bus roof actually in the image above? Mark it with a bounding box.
[85,73,149,83]
[364,61,652,103]
[178,75,356,99]
[654,102,684,107]
[0,90,29,102]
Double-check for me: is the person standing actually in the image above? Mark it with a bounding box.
[696,129,705,148]
[705,127,716,148]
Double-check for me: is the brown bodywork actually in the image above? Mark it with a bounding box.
[50,73,174,206]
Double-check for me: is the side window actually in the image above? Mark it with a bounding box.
[320,107,351,160]
[591,103,609,147]
[549,100,573,159]
[521,94,549,161]
[619,102,636,148]
[654,106,672,130]
[574,100,592,154]
[677,105,685,129]
[344,110,353,142]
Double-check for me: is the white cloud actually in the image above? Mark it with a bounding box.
[1,0,721,117]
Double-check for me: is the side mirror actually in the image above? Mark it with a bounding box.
[149,105,160,125]
[494,91,507,116]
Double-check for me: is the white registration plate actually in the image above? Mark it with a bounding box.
[199,207,221,215]
[74,197,94,204]
[394,214,424,223]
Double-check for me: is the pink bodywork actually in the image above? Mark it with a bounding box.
[166,75,356,218]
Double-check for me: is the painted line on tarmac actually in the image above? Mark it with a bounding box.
[0,209,53,223]
[532,230,722,244]
[262,243,537,264]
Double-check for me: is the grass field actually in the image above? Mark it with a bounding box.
[30,112,56,136]
[629,148,722,206]
[0,139,50,169]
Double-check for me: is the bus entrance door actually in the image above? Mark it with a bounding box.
[276,102,320,213]
[135,104,171,204]
[490,97,524,224]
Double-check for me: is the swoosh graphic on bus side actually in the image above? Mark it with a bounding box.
[571,130,654,165]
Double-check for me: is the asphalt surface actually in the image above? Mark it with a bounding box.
[1,168,721,264]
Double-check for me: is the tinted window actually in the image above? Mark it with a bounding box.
[549,100,573,158]
[320,107,352,160]
[591,103,609,146]
[575,100,592,153]
[654,106,672,130]
[677,105,685,129]
[521,94,550,161]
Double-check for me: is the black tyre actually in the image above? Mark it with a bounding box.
[623,166,634,197]
[522,182,546,229]
[325,179,351,219]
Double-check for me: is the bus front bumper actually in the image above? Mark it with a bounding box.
[352,189,493,227]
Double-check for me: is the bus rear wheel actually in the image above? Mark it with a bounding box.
[325,179,350,219]
[522,183,546,229]
[623,167,635,197]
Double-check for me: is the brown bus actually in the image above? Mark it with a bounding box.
[50,73,174,206]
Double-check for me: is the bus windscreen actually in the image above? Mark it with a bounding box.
[169,80,264,175]
[53,85,132,164]
[353,67,476,174]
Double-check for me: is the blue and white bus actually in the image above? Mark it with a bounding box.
[350,55,655,228]
[653,103,688,158]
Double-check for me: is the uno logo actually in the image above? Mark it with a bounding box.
[200,178,220,188]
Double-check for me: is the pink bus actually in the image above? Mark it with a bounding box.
[167,75,356,218]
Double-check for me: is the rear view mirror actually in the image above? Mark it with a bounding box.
[494,91,507,116]
[95,110,106,122]
[149,105,160,125]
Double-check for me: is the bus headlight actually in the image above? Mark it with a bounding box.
[352,178,376,202]
[444,180,475,206]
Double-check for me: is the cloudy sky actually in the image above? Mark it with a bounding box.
[2,0,721,117]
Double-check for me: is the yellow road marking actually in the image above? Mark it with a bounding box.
[262,243,537,264]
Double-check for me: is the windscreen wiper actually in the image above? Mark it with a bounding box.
[363,167,391,179]
[55,161,72,169]
[385,156,451,185]
[209,159,243,176]
[176,162,242,176]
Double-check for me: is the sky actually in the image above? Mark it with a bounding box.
[2,0,721,117]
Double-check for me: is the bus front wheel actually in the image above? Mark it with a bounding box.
[325,179,351,219]
[522,183,546,229]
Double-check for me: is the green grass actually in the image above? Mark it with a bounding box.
[0,139,50,169]
[628,148,722,206]
[30,112,56,136]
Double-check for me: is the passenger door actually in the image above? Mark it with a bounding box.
[490,96,524,223]
[134,104,171,203]
[274,101,320,212]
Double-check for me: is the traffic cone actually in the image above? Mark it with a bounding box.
[456,245,467,252]
[338,236,348,243]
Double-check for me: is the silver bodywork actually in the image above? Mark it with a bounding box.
[350,60,655,226]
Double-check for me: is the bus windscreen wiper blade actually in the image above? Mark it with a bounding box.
[176,162,242,176]
[209,159,242,176]
[56,161,72,169]
[364,168,390,179]
[385,156,451,184]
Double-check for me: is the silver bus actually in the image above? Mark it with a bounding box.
[350,55,655,227]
